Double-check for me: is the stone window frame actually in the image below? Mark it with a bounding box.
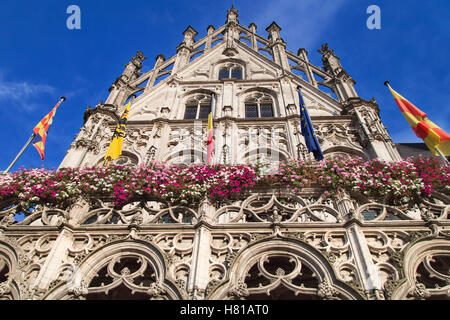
[218,63,243,80]
[207,239,363,300]
[183,94,212,120]
[243,92,275,118]
[213,59,246,81]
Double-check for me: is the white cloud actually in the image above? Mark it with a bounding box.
[0,73,55,112]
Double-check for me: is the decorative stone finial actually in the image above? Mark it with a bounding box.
[155,54,165,62]
[226,5,239,24]
[131,50,146,68]
[183,25,198,38]
[318,43,332,55]
[297,48,308,56]
[180,26,198,48]
[266,21,282,42]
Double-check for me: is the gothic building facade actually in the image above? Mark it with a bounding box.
[0,7,449,300]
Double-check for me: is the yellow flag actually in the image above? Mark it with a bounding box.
[104,100,131,164]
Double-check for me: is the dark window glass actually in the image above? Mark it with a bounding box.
[361,210,378,221]
[260,103,273,117]
[219,68,229,80]
[199,104,210,119]
[231,67,242,80]
[245,104,258,118]
[184,105,197,119]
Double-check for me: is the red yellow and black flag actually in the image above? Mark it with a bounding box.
[4,97,66,173]
[32,98,65,160]
[385,82,450,160]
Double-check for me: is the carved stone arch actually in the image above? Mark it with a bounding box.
[238,87,279,117]
[212,58,247,80]
[243,146,290,164]
[390,239,450,300]
[208,238,363,300]
[164,148,207,165]
[180,89,217,120]
[0,239,24,300]
[44,240,184,300]
[94,150,140,167]
[180,88,217,99]
[322,146,368,161]
[239,86,278,98]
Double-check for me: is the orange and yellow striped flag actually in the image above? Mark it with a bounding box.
[32,98,64,160]
[386,83,450,156]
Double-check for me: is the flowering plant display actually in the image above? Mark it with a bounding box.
[0,157,448,213]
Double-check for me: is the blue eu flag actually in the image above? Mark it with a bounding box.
[298,86,324,161]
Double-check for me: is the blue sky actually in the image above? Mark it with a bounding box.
[0,0,449,171]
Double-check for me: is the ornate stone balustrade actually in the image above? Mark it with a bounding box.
[0,187,449,300]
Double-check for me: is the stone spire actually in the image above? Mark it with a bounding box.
[266,22,289,70]
[122,50,147,83]
[180,26,198,49]
[266,21,283,43]
[173,26,198,73]
[318,43,357,101]
[222,6,239,56]
[105,51,146,107]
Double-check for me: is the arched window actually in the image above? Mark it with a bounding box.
[96,153,138,168]
[244,93,274,118]
[218,64,243,80]
[183,94,212,120]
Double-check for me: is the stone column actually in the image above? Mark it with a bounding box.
[343,97,402,161]
[248,23,258,51]
[297,48,318,87]
[187,199,215,299]
[345,221,385,299]
[67,198,90,226]
[338,190,384,299]
[173,26,198,73]
[204,25,215,53]
[318,43,357,102]
[153,120,171,162]
[106,51,146,107]
[266,22,290,71]
[59,113,110,169]
[144,54,166,92]
[32,227,73,293]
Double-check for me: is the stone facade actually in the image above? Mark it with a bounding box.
[0,7,448,300]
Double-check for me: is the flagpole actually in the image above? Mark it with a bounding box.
[103,157,111,168]
[3,97,66,174]
[3,133,36,173]
[296,85,324,161]
[435,147,449,164]
[208,93,215,165]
